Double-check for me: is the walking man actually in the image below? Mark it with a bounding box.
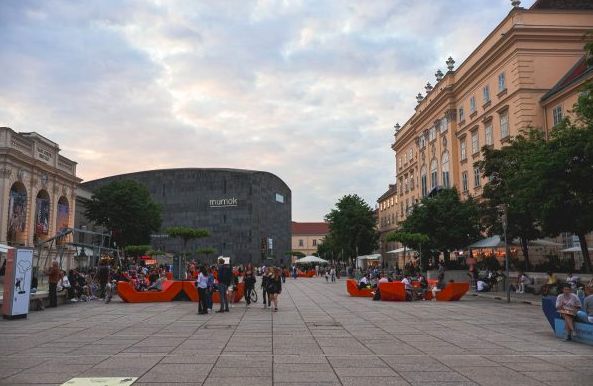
[216,258,231,313]
[46,261,62,308]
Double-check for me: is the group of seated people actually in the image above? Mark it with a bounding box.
[358,271,449,301]
[555,282,593,341]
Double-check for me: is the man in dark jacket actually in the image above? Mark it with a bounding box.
[216,258,231,312]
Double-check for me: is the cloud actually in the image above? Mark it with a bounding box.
[0,0,536,221]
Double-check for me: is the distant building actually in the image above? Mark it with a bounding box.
[376,184,399,265]
[0,127,80,269]
[291,221,330,257]
[82,168,291,266]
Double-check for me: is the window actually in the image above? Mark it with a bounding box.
[498,72,506,92]
[470,96,476,114]
[421,166,428,197]
[483,85,490,103]
[440,116,448,133]
[408,148,413,161]
[460,140,467,160]
[429,127,436,141]
[312,239,317,246]
[410,173,415,190]
[485,123,493,146]
[500,111,509,139]
[459,107,465,122]
[553,105,563,126]
[298,239,304,247]
[430,159,438,189]
[462,171,468,193]
[275,193,285,203]
[474,166,481,188]
[471,131,479,154]
[441,152,450,188]
[419,135,426,149]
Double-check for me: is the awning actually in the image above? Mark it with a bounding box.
[467,235,505,249]
[295,255,329,264]
[386,247,417,254]
[356,254,382,261]
[560,246,593,253]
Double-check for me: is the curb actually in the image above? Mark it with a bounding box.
[470,292,540,306]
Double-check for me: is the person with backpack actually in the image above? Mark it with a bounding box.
[216,258,231,313]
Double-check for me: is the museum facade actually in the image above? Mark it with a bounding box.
[82,168,292,265]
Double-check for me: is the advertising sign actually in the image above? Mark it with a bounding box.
[2,248,34,319]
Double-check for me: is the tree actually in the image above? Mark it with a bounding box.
[196,247,217,263]
[399,188,481,264]
[477,130,547,270]
[124,245,152,257]
[166,226,210,257]
[386,231,429,268]
[290,251,306,258]
[324,194,378,261]
[83,180,162,247]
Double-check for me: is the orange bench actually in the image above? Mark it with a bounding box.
[435,282,470,301]
[117,280,183,303]
[346,279,373,297]
[378,282,406,301]
[183,281,245,303]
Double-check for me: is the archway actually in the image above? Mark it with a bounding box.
[56,196,69,232]
[7,182,28,245]
[34,190,51,243]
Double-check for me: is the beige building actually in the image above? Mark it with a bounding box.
[376,184,399,264]
[392,1,593,221]
[291,222,330,257]
[0,127,80,268]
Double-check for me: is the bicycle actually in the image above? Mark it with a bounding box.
[245,287,258,303]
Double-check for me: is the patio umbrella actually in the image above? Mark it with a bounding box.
[295,255,329,265]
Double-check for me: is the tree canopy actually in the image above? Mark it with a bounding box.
[324,194,378,260]
[83,180,162,247]
[166,226,210,254]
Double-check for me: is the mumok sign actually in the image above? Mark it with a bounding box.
[209,197,238,208]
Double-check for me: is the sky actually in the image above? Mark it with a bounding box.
[0,0,536,221]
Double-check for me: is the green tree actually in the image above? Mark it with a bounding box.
[399,188,481,264]
[166,226,210,258]
[196,246,217,262]
[124,245,152,257]
[83,180,162,247]
[290,251,306,258]
[477,130,547,270]
[386,231,430,268]
[324,194,378,261]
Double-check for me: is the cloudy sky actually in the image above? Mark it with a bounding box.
[0,0,535,221]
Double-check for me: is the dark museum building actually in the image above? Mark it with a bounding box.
[82,168,292,265]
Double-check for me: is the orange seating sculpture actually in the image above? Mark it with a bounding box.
[117,280,183,303]
[346,279,373,297]
[378,282,406,301]
[118,280,245,303]
[433,282,470,301]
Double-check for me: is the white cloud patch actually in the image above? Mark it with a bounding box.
[0,0,535,221]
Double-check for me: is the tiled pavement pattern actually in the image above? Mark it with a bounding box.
[0,278,592,386]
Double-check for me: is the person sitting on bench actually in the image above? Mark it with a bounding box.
[576,285,593,324]
[476,279,490,292]
[358,275,370,289]
[556,284,581,341]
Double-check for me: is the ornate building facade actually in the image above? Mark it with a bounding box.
[0,127,80,249]
[392,1,593,221]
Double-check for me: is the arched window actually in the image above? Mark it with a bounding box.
[430,159,438,189]
[441,152,450,188]
[57,196,69,232]
[421,166,428,197]
[35,190,51,241]
[7,182,27,245]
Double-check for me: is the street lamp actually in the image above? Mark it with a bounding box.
[500,204,511,303]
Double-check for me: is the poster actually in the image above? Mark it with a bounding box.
[8,190,27,234]
[2,248,33,318]
[35,198,50,235]
[57,202,69,231]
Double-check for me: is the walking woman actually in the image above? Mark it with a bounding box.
[196,266,209,315]
[268,267,282,312]
[261,267,270,308]
[244,264,256,307]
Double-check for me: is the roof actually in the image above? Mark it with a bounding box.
[530,0,593,9]
[291,222,330,235]
[377,184,398,202]
[541,56,593,102]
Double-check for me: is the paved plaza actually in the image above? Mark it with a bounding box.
[0,279,592,386]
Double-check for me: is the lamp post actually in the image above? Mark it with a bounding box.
[500,204,511,303]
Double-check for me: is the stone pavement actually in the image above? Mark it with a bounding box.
[0,278,592,386]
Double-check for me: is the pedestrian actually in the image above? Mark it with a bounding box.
[196,266,209,315]
[97,259,109,298]
[330,266,336,283]
[262,267,270,308]
[268,267,282,311]
[244,264,256,307]
[325,268,329,282]
[46,261,62,308]
[216,258,231,313]
[207,267,215,311]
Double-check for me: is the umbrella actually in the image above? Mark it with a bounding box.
[560,246,593,253]
[386,247,417,254]
[295,255,329,264]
